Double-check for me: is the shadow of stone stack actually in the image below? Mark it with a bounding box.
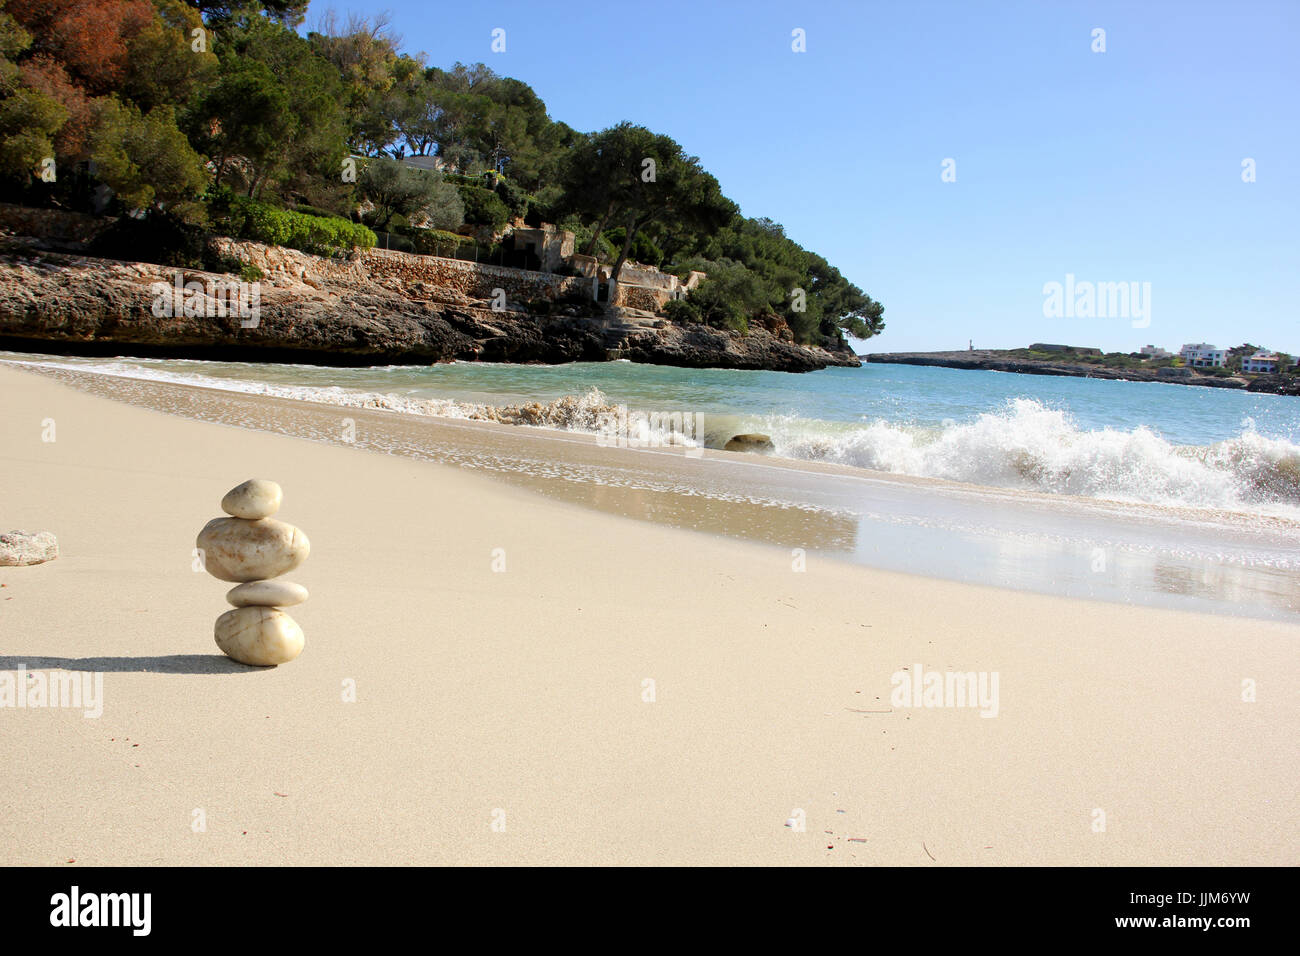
[196,479,310,667]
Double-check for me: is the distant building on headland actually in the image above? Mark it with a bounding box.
[1139,344,1173,359]
[1179,343,1225,368]
[1242,351,1281,374]
[396,155,450,173]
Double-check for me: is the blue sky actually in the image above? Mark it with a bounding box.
[316,0,1299,355]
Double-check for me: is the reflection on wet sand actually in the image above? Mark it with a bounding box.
[518,480,860,552]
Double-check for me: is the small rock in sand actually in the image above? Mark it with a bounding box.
[0,530,58,567]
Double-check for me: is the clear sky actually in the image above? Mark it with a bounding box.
[314,0,1299,355]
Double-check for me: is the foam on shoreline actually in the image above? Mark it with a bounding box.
[6,355,1299,519]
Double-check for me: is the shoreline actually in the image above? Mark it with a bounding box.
[7,359,1300,623]
[2,364,1297,866]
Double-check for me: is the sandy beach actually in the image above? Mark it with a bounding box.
[1,363,1296,866]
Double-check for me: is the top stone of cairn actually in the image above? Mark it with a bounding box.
[221,479,283,520]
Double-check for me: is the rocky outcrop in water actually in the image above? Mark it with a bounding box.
[1245,374,1300,396]
[0,239,859,373]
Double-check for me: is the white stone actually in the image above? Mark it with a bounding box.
[221,479,283,519]
[196,517,309,583]
[214,607,304,666]
[0,530,58,566]
[226,580,308,608]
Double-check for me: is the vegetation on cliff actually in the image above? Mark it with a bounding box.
[0,0,883,350]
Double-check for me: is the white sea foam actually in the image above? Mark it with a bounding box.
[765,398,1300,515]
[7,358,1298,516]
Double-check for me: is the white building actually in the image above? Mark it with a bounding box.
[1139,345,1173,359]
[1242,351,1280,374]
[1179,343,1225,368]
[397,155,449,173]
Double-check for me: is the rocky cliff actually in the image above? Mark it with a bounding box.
[0,238,860,373]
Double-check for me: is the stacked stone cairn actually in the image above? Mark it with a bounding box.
[196,479,310,666]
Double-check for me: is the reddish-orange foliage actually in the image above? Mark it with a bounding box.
[20,56,96,159]
[8,0,154,94]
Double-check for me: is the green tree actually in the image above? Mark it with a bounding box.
[0,9,66,180]
[558,123,736,282]
[185,1,307,26]
[90,97,208,215]
[358,157,462,232]
[307,11,405,157]
[679,258,770,332]
[192,14,346,199]
[120,0,217,115]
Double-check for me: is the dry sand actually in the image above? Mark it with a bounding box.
[0,365,1295,865]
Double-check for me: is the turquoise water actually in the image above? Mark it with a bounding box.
[8,353,1299,518]
[39,355,1294,444]
[8,351,1300,618]
[347,360,1298,447]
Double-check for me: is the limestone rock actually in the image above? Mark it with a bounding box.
[196,517,309,582]
[0,242,861,372]
[226,580,309,608]
[0,530,58,566]
[221,479,282,519]
[723,433,775,454]
[214,606,304,666]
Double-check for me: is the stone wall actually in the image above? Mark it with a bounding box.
[619,262,676,291]
[613,283,664,313]
[363,248,588,305]
[3,203,705,318]
[0,203,110,243]
[212,237,369,289]
[212,239,591,308]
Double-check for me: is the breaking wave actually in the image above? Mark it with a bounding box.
[8,358,1300,516]
[764,398,1300,515]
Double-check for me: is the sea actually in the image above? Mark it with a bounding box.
[6,352,1300,619]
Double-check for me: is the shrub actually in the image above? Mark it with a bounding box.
[294,204,338,220]
[372,231,415,253]
[681,258,767,333]
[209,191,376,256]
[456,184,510,230]
[409,229,470,257]
[494,177,530,219]
[662,298,701,324]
